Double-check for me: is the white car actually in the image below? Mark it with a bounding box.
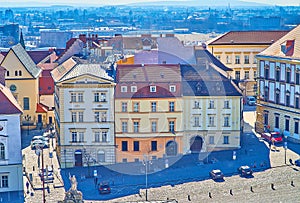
[31,136,49,149]
[246,96,256,105]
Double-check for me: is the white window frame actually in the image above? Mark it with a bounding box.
[121,86,127,93]
[169,85,176,93]
[131,86,137,93]
[150,86,156,92]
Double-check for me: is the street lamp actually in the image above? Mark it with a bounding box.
[24,115,31,135]
[35,146,45,203]
[284,135,288,164]
[143,154,152,201]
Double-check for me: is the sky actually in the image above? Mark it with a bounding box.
[0,0,299,6]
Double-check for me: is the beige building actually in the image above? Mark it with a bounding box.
[51,56,116,167]
[256,25,300,143]
[207,31,288,97]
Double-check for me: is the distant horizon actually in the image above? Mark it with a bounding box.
[0,0,299,7]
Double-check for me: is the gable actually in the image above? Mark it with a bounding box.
[59,74,115,85]
[0,84,23,114]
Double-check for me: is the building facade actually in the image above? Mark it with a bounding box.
[256,25,300,143]
[51,57,116,168]
[0,82,24,202]
[115,64,183,163]
[207,31,288,97]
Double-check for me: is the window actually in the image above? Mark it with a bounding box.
[100,93,106,102]
[276,69,280,81]
[226,55,231,64]
[151,121,157,132]
[209,100,214,109]
[224,116,230,127]
[209,136,214,144]
[133,121,139,133]
[78,93,83,102]
[275,116,279,128]
[101,112,107,122]
[6,71,9,76]
[0,175,8,188]
[79,132,84,142]
[286,95,290,107]
[295,121,299,134]
[150,86,156,92]
[244,55,249,64]
[265,68,269,80]
[133,141,139,151]
[72,132,77,142]
[169,121,175,133]
[121,86,127,92]
[71,93,76,102]
[296,97,299,109]
[15,70,18,76]
[23,97,30,110]
[245,71,249,79]
[151,141,157,151]
[194,116,200,127]
[235,55,240,64]
[95,132,100,142]
[19,70,22,76]
[97,151,105,162]
[285,118,290,131]
[169,85,176,92]
[209,116,215,127]
[253,57,257,64]
[276,92,280,104]
[0,143,5,160]
[94,93,100,102]
[95,112,100,122]
[254,71,257,78]
[296,72,300,85]
[122,141,128,151]
[102,131,107,142]
[169,101,175,112]
[194,101,200,109]
[235,71,240,81]
[151,102,157,112]
[122,158,127,163]
[78,112,84,122]
[134,158,139,162]
[223,136,229,144]
[121,102,127,112]
[122,122,128,133]
[286,70,291,83]
[71,112,77,122]
[264,113,268,125]
[133,102,139,112]
[131,86,137,92]
[224,101,229,109]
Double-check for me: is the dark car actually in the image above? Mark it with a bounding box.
[99,182,111,194]
[209,169,224,180]
[238,165,253,177]
[295,159,300,167]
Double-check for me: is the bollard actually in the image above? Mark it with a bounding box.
[271,183,275,190]
[188,195,191,201]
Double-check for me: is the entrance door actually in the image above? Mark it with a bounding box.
[74,150,82,166]
[166,141,177,156]
[49,117,53,124]
[190,136,203,153]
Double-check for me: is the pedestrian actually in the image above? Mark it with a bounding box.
[47,185,50,193]
[289,158,293,165]
[26,181,29,193]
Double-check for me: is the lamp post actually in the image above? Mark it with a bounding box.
[35,146,45,203]
[284,135,288,164]
[64,149,67,168]
[24,115,31,135]
[143,154,152,201]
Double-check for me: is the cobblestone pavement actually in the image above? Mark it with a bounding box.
[22,130,66,203]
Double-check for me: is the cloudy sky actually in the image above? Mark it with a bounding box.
[0,0,299,6]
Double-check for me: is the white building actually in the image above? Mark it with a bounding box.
[0,82,24,202]
[51,57,116,168]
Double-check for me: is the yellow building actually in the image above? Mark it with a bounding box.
[0,43,42,126]
[115,64,183,163]
[256,25,300,142]
[207,31,288,97]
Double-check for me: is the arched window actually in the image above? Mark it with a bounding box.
[15,70,18,76]
[0,143,5,160]
[19,70,22,76]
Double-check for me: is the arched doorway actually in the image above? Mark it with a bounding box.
[74,150,82,166]
[190,136,203,153]
[166,140,177,156]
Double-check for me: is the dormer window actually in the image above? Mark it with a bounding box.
[169,85,176,93]
[150,86,156,92]
[121,86,127,93]
[131,86,137,93]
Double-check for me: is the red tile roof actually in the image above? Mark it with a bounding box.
[0,83,23,114]
[36,103,48,113]
[208,31,289,45]
[39,76,54,95]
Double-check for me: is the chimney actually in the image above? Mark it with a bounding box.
[0,66,6,86]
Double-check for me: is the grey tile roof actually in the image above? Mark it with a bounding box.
[12,43,41,78]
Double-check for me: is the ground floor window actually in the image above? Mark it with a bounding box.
[285,118,290,131]
[275,116,279,128]
[97,151,105,162]
[223,136,229,144]
[0,175,8,188]
[295,121,299,134]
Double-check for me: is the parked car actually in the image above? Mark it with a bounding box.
[209,169,224,180]
[238,165,253,177]
[261,131,283,143]
[246,96,256,105]
[99,182,111,194]
[31,136,49,149]
[295,159,300,167]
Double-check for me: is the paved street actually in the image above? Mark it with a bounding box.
[21,105,300,202]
